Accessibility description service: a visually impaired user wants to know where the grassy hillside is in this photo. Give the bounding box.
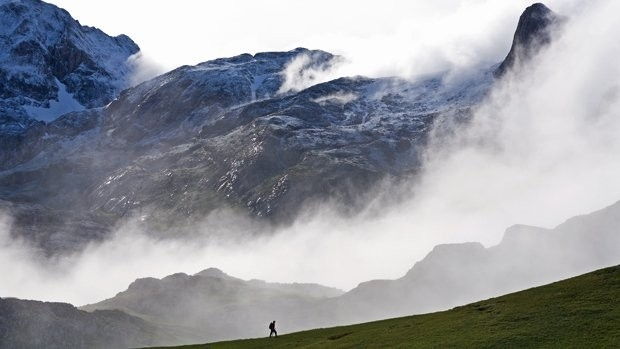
[150,265,620,348]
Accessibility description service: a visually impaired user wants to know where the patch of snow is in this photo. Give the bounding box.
[250,74,268,100]
[23,79,85,122]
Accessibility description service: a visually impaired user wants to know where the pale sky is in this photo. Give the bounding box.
[46,0,568,77]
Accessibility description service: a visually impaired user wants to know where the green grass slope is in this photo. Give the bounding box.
[152,265,620,348]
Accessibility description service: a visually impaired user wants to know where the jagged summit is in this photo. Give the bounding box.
[513,4,554,44]
[495,3,560,76]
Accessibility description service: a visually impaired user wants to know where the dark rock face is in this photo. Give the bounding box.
[0,115,44,168]
[0,297,175,349]
[495,3,561,76]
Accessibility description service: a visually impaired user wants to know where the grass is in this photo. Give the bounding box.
[150,265,620,348]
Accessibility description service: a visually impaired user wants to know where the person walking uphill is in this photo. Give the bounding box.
[269,320,278,338]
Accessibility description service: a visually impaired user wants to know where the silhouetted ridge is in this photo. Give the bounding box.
[495,3,560,76]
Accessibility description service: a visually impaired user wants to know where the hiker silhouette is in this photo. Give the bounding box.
[269,320,278,337]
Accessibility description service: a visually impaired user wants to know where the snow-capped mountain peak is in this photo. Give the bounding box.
[0,0,140,126]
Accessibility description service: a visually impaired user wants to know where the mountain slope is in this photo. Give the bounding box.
[0,47,492,253]
[0,297,179,349]
[163,265,620,349]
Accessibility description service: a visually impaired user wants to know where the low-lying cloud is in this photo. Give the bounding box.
[277,52,342,94]
[126,50,166,86]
